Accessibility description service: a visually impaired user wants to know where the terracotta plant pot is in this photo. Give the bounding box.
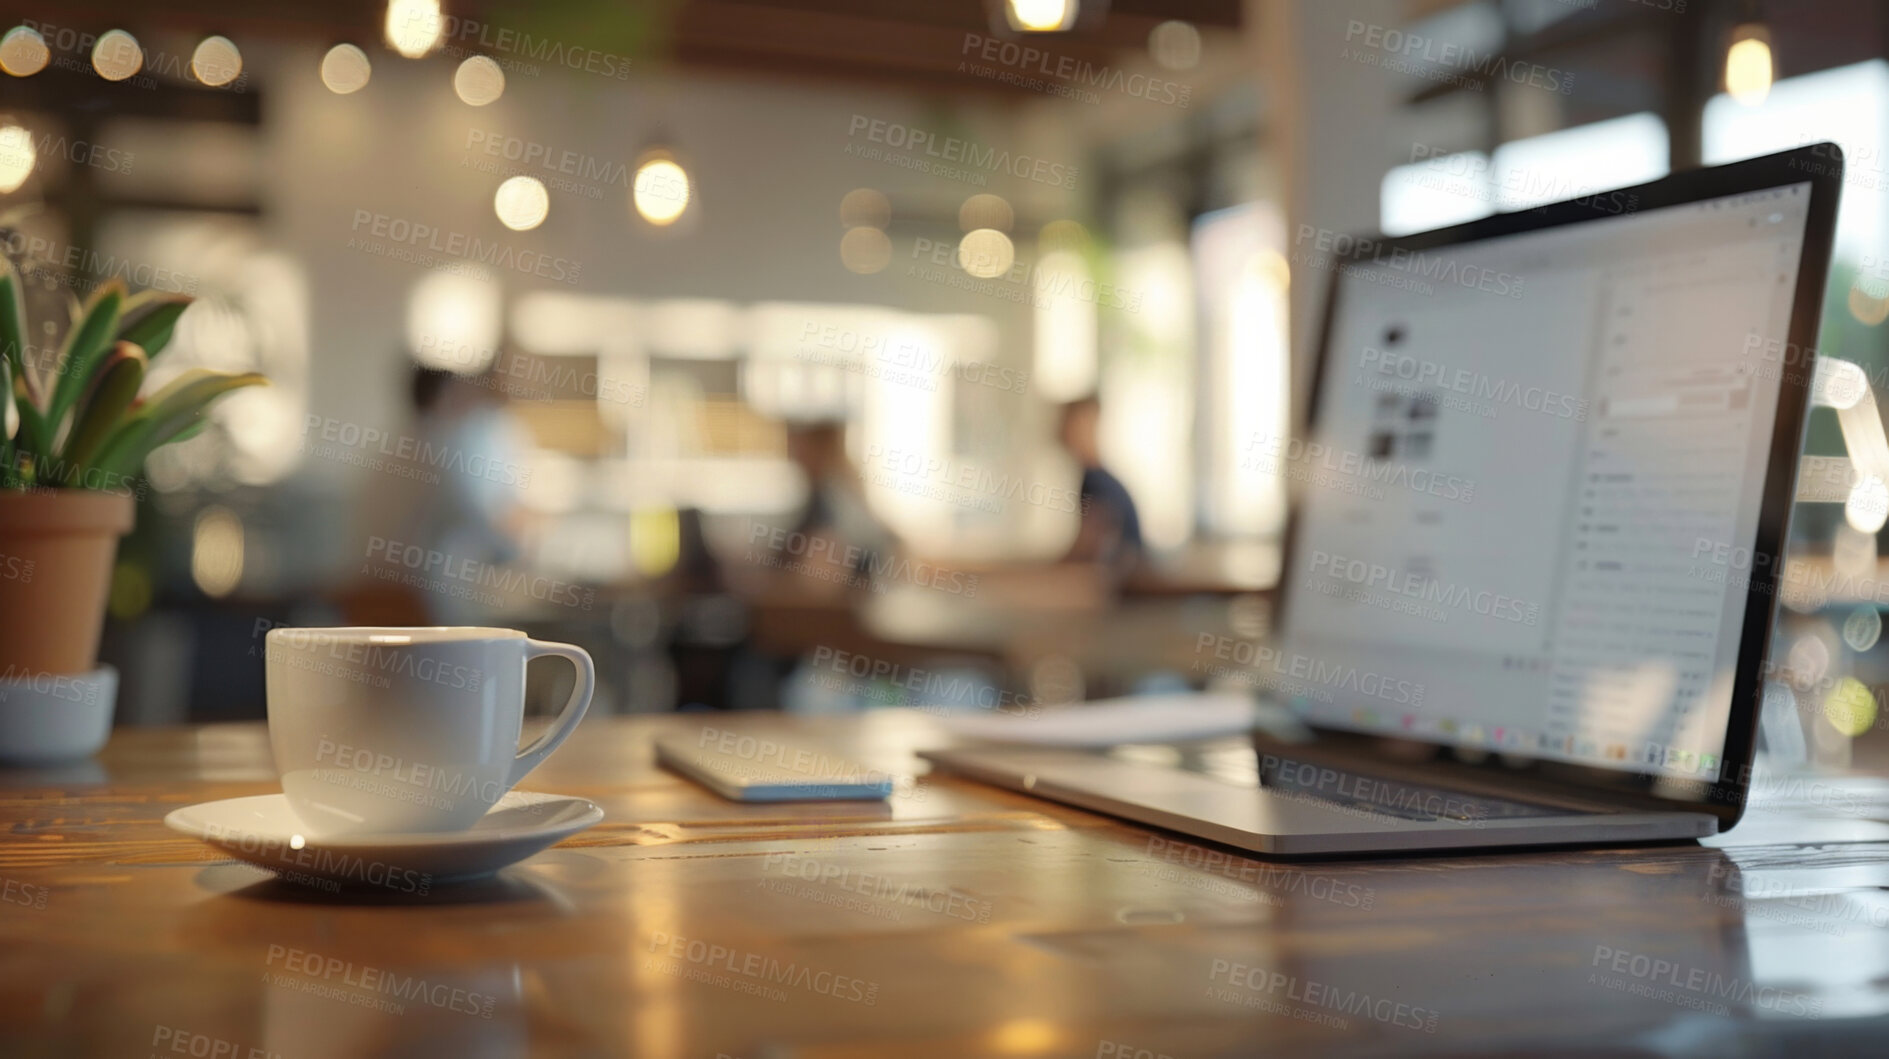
[0,490,136,677]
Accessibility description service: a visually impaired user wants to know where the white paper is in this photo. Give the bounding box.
[931,692,1261,747]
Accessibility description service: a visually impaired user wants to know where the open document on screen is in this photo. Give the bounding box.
[1275,184,1814,783]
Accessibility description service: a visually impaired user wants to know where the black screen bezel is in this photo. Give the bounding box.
[1275,143,1844,829]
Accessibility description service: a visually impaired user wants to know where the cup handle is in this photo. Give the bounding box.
[509,639,596,788]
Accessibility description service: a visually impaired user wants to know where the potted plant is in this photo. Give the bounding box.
[0,259,264,763]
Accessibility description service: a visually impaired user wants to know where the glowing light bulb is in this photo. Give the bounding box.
[321,44,372,94]
[386,0,443,59]
[454,55,504,106]
[1007,0,1074,32]
[633,156,690,226]
[958,229,1015,279]
[191,35,242,87]
[1725,25,1773,106]
[0,26,49,77]
[495,176,549,230]
[92,29,142,82]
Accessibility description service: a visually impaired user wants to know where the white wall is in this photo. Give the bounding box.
[1249,0,1406,419]
[247,41,1080,562]
[256,43,1068,494]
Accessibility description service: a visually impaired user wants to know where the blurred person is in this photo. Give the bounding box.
[347,363,535,624]
[659,507,750,710]
[1058,395,1142,571]
[775,420,898,595]
[735,421,902,714]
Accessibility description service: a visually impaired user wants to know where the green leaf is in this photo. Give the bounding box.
[45,280,126,452]
[167,415,211,445]
[118,288,162,317]
[10,368,47,465]
[59,342,145,484]
[89,369,266,481]
[0,257,48,463]
[0,353,13,486]
[116,295,193,361]
[0,257,31,404]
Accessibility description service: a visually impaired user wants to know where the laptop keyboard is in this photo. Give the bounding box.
[1263,765,1571,822]
[1106,742,1579,823]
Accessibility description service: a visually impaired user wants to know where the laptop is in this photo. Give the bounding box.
[922,143,1845,856]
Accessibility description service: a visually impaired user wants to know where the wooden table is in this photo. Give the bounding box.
[4,713,1889,1057]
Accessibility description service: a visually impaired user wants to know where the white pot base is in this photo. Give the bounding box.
[0,666,116,765]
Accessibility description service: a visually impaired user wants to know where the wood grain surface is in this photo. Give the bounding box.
[3,712,1888,1058]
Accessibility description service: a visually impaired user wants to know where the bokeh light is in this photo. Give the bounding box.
[321,44,372,94]
[0,123,35,193]
[92,29,143,82]
[454,55,506,106]
[407,270,502,372]
[0,27,49,77]
[633,156,691,226]
[494,175,550,230]
[840,227,891,274]
[190,507,246,598]
[1843,606,1883,653]
[1816,357,1868,409]
[1007,0,1075,33]
[191,35,243,87]
[988,1018,1064,1054]
[1148,21,1201,71]
[1725,25,1774,106]
[958,228,1015,279]
[1823,676,1878,737]
[1846,473,1889,533]
[1787,632,1831,687]
[1849,275,1889,325]
[630,508,682,577]
[959,193,1014,233]
[386,0,444,59]
[1039,218,1091,254]
[839,188,890,229]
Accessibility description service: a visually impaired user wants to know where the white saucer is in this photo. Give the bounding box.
[165,791,603,887]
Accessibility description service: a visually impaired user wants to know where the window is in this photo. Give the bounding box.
[1492,112,1668,210]
[1705,59,1889,260]
[1379,113,1669,234]
[1381,150,1495,236]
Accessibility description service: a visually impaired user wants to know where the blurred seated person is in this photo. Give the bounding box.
[344,364,534,624]
[752,420,898,600]
[1058,395,1143,574]
[916,396,1139,612]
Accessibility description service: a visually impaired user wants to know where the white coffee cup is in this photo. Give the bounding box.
[265,626,595,836]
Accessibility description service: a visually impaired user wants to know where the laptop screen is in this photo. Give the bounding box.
[1276,182,1814,784]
